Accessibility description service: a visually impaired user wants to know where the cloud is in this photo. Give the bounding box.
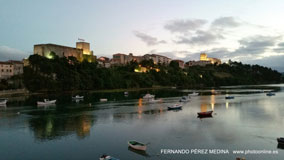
[164,19,207,33]
[273,42,284,53]
[0,46,29,61]
[233,35,281,56]
[211,17,241,28]
[134,31,166,46]
[175,30,223,45]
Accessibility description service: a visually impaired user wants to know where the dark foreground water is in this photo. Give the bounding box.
[1,84,284,160]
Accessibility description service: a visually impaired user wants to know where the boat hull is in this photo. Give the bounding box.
[225,96,234,99]
[37,100,56,105]
[277,138,284,144]
[197,111,213,117]
[0,100,7,105]
[168,106,182,110]
[128,141,147,151]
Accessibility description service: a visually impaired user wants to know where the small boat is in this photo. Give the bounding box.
[100,98,108,102]
[72,95,84,99]
[188,92,199,96]
[0,99,8,105]
[128,140,147,151]
[180,96,190,102]
[124,92,128,95]
[37,99,56,105]
[99,154,120,160]
[197,110,213,117]
[266,92,276,96]
[168,104,182,110]
[225,96,234,99]
[148,99,161,103]
[198,115,213,119]
[277,137,284,144]
[143,94,155,99]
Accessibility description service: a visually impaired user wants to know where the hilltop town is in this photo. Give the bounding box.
[0,40,282,92]
[1,40,221,80]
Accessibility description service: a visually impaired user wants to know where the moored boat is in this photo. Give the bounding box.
[266,92,276,96]
[0,99,8,105]
[72,95,84,99]
[197,110,213,117]
[128,140,147,151]
[277,137,284,144]
[188,92,199,96]
[143,94,155,99]
[100,98,108,102]
[37,99,56,105]
[99,154,120,160]
[168,104,182,110]
[225,96,234,99]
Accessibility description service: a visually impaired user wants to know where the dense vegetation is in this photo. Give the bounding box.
[22,54,283,92]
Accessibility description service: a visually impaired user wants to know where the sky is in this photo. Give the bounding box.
[1,0,284,71]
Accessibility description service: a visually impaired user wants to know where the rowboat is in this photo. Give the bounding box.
[128,140,147,151]
[188,92,199,96]
[0,99,7,105]
[143,94,155,99]
[37,99,56,105]
[197,110,213,117]
[225,96,234,99]
[266,92,275,96]
[168,104,182,110]
[72,95,84,99]
[100,98,108,102]
[99,154,120,160]
[277,137,284,144]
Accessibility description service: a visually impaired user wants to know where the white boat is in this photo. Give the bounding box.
[99,154,119,160]
[72,95,84,99]
[37,99,56,105]
[100,98,108,102]
[188,92,199,96]
[148,99,161,103]
[0,99,7,105]
[180,96,190,102]
[128,140,147,151]
[143,94,155,99]
[168,104,182,110]
[124,92,128,95]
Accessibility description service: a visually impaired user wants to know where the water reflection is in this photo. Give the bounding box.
[29,111,95,140]
[128,147,150,157]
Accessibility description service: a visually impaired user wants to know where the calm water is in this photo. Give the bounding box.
[1,85,284,160]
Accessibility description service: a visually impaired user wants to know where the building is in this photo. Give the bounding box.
[172,60,185,68]
[111,53,144,65]
[0,61,24,79]
[34,41,95,62]
[97,57,111,68]
[111,53,127,65]
[200,53,221,65]
[187,60,211,67]
[143,54,171,65]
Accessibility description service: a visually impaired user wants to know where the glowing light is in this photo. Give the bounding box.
[226,101,229,109]
[211,95,215,110]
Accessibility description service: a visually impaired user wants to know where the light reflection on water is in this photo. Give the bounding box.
[0,85,284,160]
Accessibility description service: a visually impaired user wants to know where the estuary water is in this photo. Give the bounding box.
[1,84,284,160]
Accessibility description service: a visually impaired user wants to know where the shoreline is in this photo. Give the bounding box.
[1,83,283,98]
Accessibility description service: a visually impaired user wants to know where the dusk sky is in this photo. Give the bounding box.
[1,0,284,71]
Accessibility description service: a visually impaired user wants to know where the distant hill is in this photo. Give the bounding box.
[21,55,283,92]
